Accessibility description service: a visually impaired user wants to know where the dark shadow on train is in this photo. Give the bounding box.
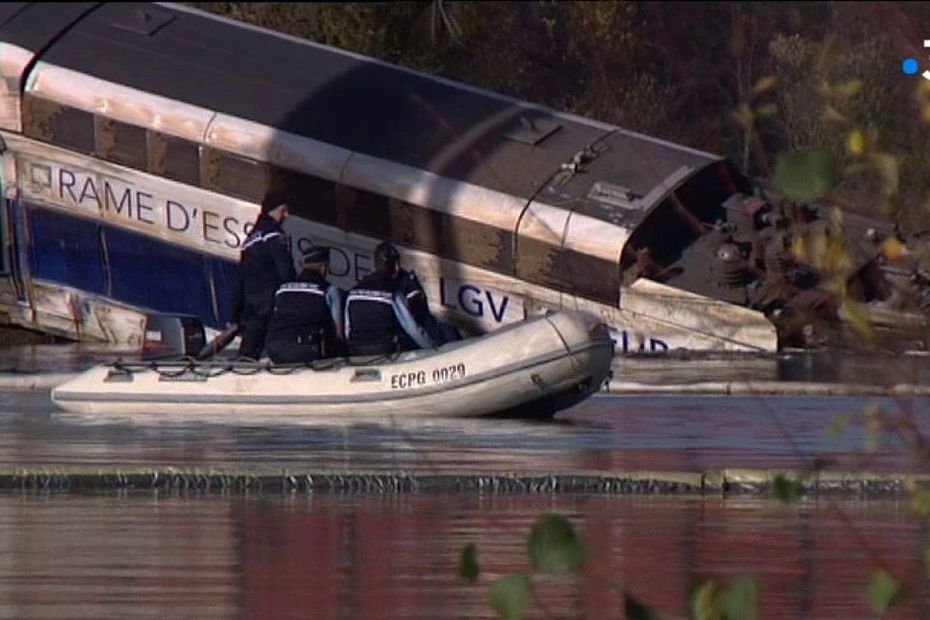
[272,55,754,338]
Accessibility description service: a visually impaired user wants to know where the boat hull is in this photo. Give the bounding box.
[51,311,614,421]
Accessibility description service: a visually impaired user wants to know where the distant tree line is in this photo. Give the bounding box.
[195,2,930,231]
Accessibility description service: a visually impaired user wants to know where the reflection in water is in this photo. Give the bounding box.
[1,390,928,474]
[0,492,926,619]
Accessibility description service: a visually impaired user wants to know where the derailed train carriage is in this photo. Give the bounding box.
[0,2,923,353]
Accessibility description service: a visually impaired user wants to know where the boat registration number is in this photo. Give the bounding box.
[390,363,467,389]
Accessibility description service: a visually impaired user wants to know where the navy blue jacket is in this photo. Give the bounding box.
[344,270,436,354]
[267,270,342,345]
[231,215,296,323]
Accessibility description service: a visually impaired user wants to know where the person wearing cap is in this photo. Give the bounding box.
[344,241,444,356]
[230,190,296,359]
[266,245,345,364]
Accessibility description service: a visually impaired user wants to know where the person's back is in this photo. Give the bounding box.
[267,246,343,363]
[344,242,435,356]
[230,191,296,359]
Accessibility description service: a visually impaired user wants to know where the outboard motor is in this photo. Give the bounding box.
[141,313,206,360]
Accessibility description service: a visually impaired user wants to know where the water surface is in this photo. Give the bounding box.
[0,492,926,619]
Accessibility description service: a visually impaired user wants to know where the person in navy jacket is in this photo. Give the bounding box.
[344,241,445,356]
[230,191,296,359]
[266,245,344,363]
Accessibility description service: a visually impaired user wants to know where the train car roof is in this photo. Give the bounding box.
[5,2,724,209]
[0,3,97,53]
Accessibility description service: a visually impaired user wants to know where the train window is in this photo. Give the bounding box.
[334,185,354,231]
[516,237,561,289]
[559,248,619,305]
[201,147,270,203]
[148,131,200,186]
[346,189,390,239]
[443,214,513,273]
[388,199,444,255]
[23,97,95,154]
[95,117,147,170]
[517,237,619,304]
[277,169,339,226]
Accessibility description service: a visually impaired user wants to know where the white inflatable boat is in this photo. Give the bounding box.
[51,311,614,420]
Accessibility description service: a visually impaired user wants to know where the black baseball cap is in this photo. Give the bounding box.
[374,241,400,269]
[303,245,330,265]
[260,190,288,215]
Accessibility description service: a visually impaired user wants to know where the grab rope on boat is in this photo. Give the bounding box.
[110,350,404,379]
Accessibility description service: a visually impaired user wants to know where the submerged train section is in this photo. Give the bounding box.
[0,3,923,353]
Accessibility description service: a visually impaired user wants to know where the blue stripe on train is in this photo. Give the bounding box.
[26,204,238,329]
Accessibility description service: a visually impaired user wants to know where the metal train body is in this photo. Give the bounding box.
[0,2,781,353]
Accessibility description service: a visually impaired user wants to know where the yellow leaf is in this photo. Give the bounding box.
[838,79,863,98]
[846,129,865,155]
[868,153,899,197]
[755,102,779,119]
[880,236,905,261]
[791,235,808,262]
[733,103,754,129]
[752,75,777,95]
[840,298,874,341]
[822,105,847,124]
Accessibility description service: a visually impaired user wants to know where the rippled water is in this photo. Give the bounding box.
[1,389,928,473]
[3,344,930,618]
[0,492,926,619]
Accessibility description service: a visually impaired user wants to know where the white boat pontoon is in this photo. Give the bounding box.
[51,311,614,420]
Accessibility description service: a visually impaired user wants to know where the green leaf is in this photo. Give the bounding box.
[489,573,532,620]
[691,577,758,620]
[624,591,661,620]
[912,490,930,516]
[822,105,848,124]
[724,576,758,620]
[773,149,837,202]
[840,299,874,341]
[527,514,584,574]
[459,543,479,582]
[867,569,905,614]
[691,579,726,620]
[773,474,801,503]
[755,102,779,119]
[733,102,754,129]
[865,402,881,454]
[838,79,863,98]
[825,414,850,439]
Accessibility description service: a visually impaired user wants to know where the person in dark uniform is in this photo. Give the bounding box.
[230,191,296,359]
[344,241,445,356]
[266,245,345,364]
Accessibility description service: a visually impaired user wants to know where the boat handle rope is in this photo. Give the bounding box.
[110,351,403,378]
